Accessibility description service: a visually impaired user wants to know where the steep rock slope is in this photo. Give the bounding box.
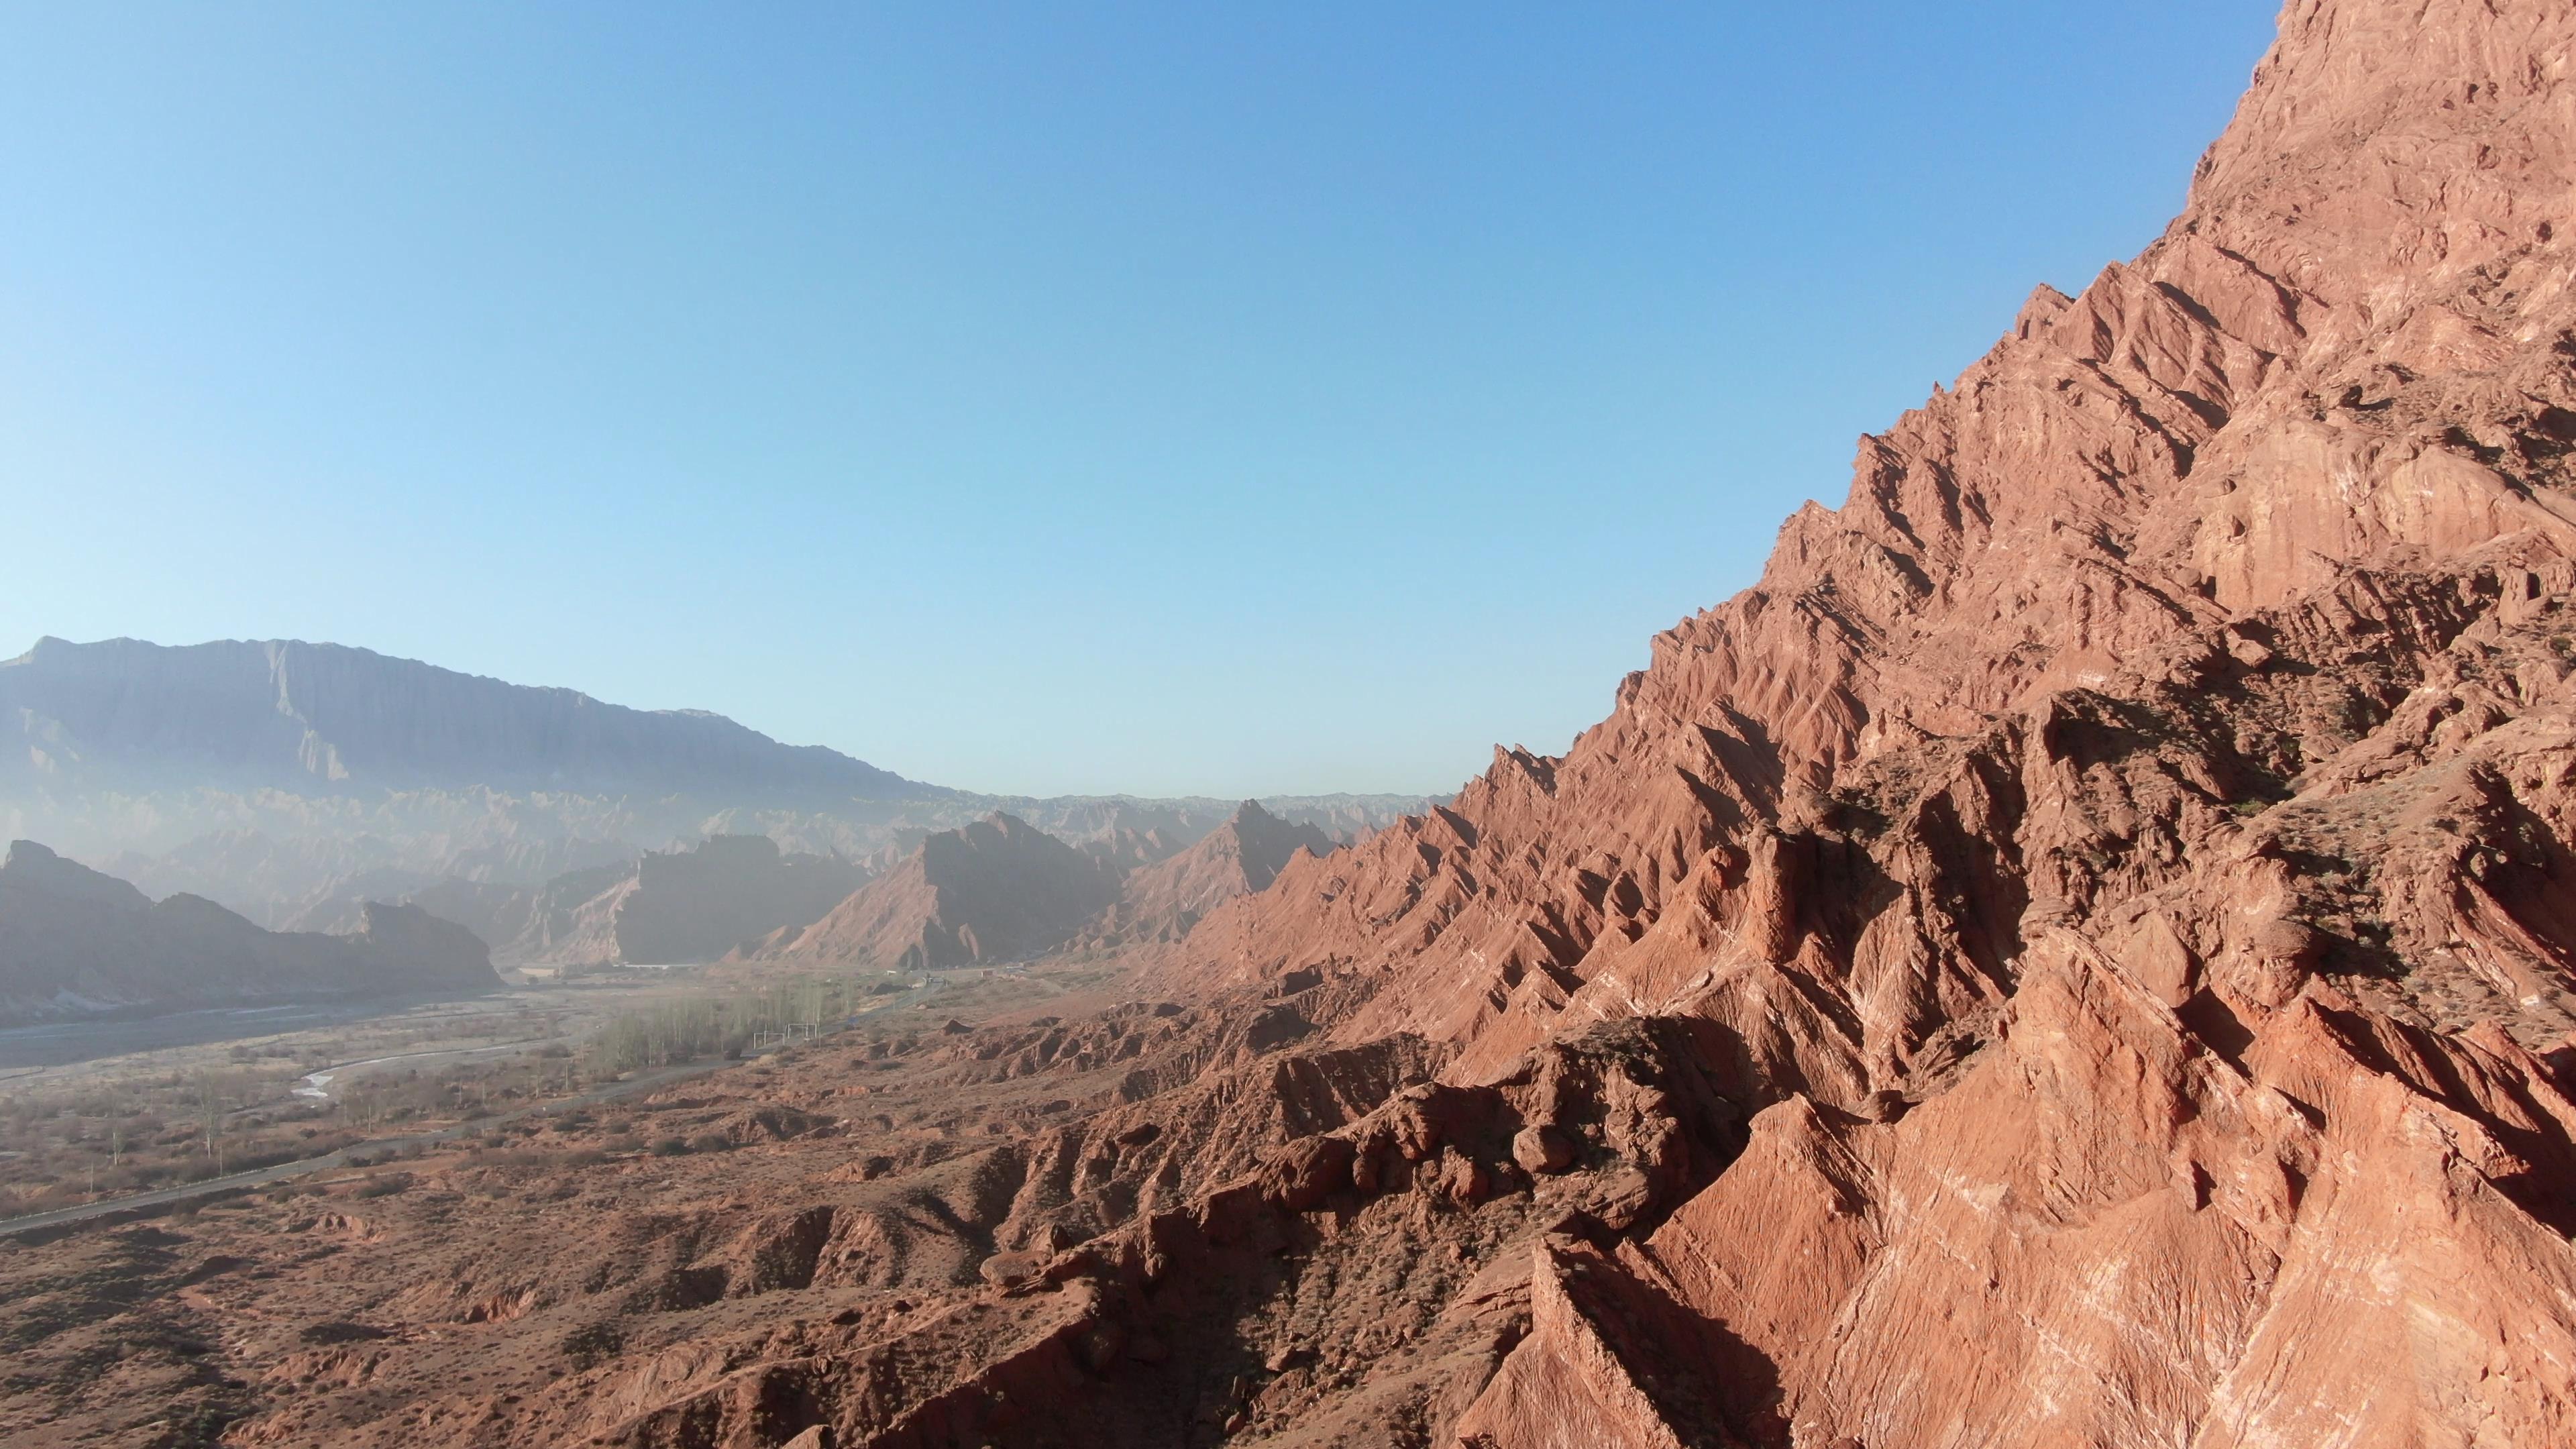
[18,6,2576,1449]
[743,814,1123,971]
[0,841,496,1024]
[1177,0,2576,1067]
[1085,800,1338,947]
[1095,0,2576,1442]
[508,834,869,967]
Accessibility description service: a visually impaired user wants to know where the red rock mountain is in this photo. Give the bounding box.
[1085,800,1338,947]
[1121,0,2576,1440]
[486,834,869,967]
[741,813,1122,971]
[0,841,496,1024]
[398,861,634,965]
[17,4,2576,1448]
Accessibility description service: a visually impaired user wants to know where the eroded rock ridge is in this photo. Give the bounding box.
[15,2,2576,1446]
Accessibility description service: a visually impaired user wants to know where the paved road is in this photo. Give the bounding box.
[286,1036,561,1102]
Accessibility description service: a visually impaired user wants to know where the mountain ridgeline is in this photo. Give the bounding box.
[0,636,1432,926]
[735,801,1337,971]
[0,800,1344,1022]
[0,841,496,1026]
[11,3,2576,1446]
[0,636,929,799]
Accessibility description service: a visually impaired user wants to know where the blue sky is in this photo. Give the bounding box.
[0,4,2279,798]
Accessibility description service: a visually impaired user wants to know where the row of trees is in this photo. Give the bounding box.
[583,975,874,1076]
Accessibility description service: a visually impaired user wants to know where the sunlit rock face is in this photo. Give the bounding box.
[17,3,2576,1446]
[738,813,1124,971]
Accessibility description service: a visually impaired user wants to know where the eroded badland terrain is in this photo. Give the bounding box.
[13,0,2576,1444]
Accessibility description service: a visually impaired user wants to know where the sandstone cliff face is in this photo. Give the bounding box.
[743,814,1124,971]
[0,841,497,1024]
[1077,0,2576,1440]
[1085,801,1338,947]
[489,834,871,967]
[19,5,2576,1449]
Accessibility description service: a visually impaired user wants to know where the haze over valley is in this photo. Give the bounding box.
[10,3,2576,1448]
[0,634,1426,979]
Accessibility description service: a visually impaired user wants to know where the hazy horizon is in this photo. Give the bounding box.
[3,628,1446,802]
[1,3,2277,798]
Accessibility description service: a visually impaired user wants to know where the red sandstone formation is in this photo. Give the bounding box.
[741,813,1123,971]
[742,804,1337,971]
[1143,0,2576,1438]
[11,2,2576,1446]
[507,835,869,967]
[1084,801,1338,948]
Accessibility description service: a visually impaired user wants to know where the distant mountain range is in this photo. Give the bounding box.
[736,801,1336,972]
[0,636,1436,925]
[0,841,496,1026]
[0,635,932,799]
[317,833,870,969]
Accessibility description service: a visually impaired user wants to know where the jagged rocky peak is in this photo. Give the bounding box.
[1116,0,2576,1441]
[1216,798,1337,889]
[1083,799,1341,949]
[14,5,2576,1448]
[738,812,1122,969]
[1,839,152,912]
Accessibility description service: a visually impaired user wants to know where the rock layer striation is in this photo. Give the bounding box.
[15,3,2576,1447]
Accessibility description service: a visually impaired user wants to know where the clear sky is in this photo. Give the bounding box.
[0,3,2280,799]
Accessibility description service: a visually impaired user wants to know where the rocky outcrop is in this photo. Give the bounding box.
[619,835,865,963]
[0,841,497,1024]
[742,804,1338,971]
[525,834,868,966]
[1084,801,1336,947]
[1171,0,2576,1063]
[0,636,1428,924]
[741,814,1122,971]
[19,6,2576,1449]
[1114,0,2576,1440]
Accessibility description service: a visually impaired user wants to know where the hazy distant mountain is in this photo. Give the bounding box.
[738,813,1122,971]
[0,841,496,1025]
[402,863,635,967]
[735,803,1344,971]
[0,636,1440,924]
[384,834,869,968]
[0,635,932,799]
